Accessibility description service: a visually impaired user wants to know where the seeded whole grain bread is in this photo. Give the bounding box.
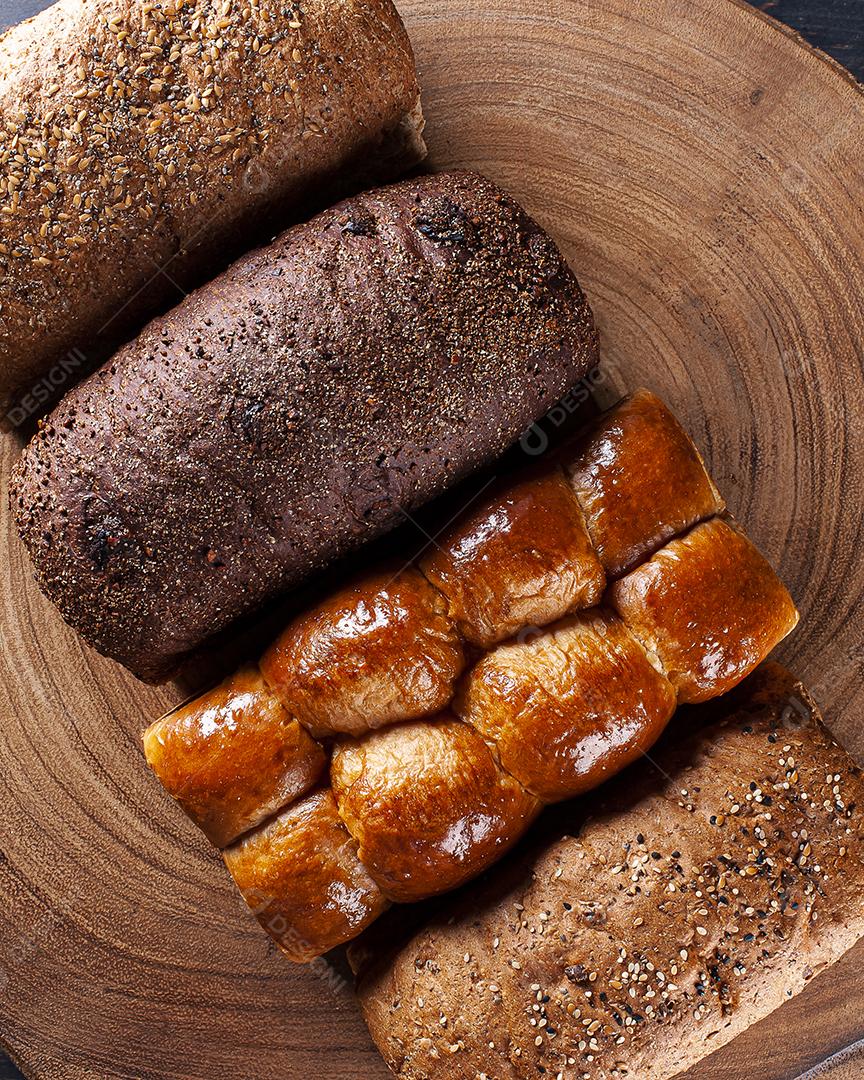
[10,169,599,682]
[0,0,426,419]
[355,663,864,1080]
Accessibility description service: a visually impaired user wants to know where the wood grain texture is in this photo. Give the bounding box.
[1,1,863,1078]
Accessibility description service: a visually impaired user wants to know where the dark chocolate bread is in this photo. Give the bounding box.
[10,170,599,682]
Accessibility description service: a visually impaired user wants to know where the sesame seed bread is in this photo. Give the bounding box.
[0,0,426,419]
[355,662,864,1080]
[10,169,599,682]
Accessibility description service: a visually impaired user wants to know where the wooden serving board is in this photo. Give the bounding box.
[1,1,863,1077]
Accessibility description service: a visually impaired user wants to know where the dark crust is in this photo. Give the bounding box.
[10,170,599,682]
[355,662,864,1079]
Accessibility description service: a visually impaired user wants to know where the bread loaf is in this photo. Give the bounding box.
[356,663,864,1080]
[0,0,426,420]
[144,391,798,960]
[11,170,599,681]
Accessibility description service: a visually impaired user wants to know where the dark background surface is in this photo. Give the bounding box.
[755,0,863,77]
[0,0,860,1078]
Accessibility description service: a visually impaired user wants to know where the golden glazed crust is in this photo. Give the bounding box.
[420,468,605,648]
[458,610,677,802]
[330,714,541,903]
[611,518,800,703]
[143,665,325,848]
[224,788,389,963]
[260,568,466,739]
[564,388,725,577]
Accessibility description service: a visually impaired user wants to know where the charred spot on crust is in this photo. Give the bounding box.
[341,213,377,238]
[565,963,590,985]
[228,394,267,446]
[580,902,607,927]
[414,198,477,248]
[82,511,127,572]
[88,526,114,571]
[202,547,225,567]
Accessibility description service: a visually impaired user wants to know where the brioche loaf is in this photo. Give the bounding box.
[11,169,599,681]
[356,663,864,1080]
[144,391,798,959]
[0,0,426,419]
